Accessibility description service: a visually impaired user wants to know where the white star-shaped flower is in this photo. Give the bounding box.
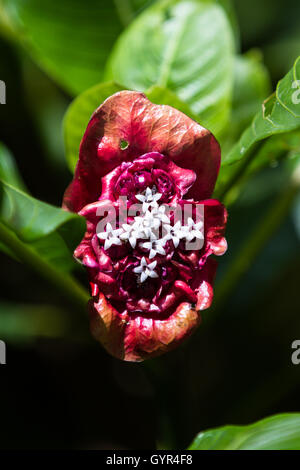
[182,217,204,242]
[141,238,166,259]
[133,257,158,283]
[151,204,170,224]
[119,221,146,248]
[135,187,162,212]
[143,210,161,230]
[97,222,123,250]
[164,221,186,248]
[132,212,160,239]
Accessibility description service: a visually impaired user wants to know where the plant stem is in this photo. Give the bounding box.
[0,222,90,309]
[211,179,300,315]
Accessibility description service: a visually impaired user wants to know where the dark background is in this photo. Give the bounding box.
[0,0,300,449]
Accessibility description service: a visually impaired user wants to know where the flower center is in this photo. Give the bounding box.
[97,187,204,283]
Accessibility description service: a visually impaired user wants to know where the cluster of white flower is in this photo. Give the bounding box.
[97,187,204,283]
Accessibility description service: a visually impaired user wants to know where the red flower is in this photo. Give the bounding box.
[63,91,227,362]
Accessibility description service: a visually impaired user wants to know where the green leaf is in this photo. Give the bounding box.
[64,81,124,172]
[0,180,84,246]
[0,142,27,191]
[105,0,235,137]
[0,144,27,259]
[0,0,151,95]
[188,413,300,450]
[0,181,85,271]
[0,180,86,271]
[0,144,85,271]
[223,56,300,167]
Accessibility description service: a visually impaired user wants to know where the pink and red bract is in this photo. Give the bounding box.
[63,91,227,362]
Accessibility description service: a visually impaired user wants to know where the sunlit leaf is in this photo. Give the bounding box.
[188,413,300,450]
[105,0,235,137]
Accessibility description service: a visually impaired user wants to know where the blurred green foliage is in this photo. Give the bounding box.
[0,302,69,343]
[0,0,152,94]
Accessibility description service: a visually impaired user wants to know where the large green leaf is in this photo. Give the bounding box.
[0,0,151,95]
[0,180,84,246]
[63,82,199,172]
[223,56,300,167]
[0,144,85,271]
[105,0,235,137]
[188,414,300,450]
